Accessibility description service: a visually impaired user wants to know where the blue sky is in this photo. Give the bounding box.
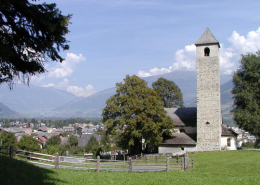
[30,0,260,97]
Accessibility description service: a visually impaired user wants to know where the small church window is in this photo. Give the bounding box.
[204,47,210,56]
[180,129,185,133]
[227,138,231,147]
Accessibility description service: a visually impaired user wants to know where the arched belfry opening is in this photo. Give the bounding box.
[204,47,210,56]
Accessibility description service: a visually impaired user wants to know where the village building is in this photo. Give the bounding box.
[63,126,75,133]
[159,28,237,153]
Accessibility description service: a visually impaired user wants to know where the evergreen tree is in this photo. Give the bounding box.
[85,135,101,158]
[0,0,71,85]
[232,51,260,137]
[102,75,173,154]
[85,135,99,153]
[152,77,184,108]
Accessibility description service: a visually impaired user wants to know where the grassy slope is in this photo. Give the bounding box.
[1,151,260,185]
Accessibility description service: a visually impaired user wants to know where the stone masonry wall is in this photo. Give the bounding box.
[196,55,221,151]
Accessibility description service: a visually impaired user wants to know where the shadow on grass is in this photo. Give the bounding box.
[0,155,66,185]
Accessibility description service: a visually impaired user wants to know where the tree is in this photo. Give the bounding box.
[0,130,16,148]
[0,0,71,86]
[152,77,184,108]
[68,135,78,147]
[17,135,41,152]
[102,75,173,154]
[85,135,101,158]
[85,135,99,153]
[30,118,37,124]
[232,51,260,137]
[46,135,60,146]
[76,127,82,136]
[100,133,111,151]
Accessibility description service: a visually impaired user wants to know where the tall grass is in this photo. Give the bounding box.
[1,150,259,185]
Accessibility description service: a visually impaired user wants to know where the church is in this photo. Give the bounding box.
[159,28,237,153]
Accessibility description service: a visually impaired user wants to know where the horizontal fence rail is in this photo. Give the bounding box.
[0,146,193,172]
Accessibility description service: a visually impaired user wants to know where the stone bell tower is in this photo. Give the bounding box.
[195,28,221,151]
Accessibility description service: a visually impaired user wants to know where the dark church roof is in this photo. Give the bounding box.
[195,28,220,47]
[159,133,196,146]
[221,124,238,136]
[78,134,101,147]
[165,107,197,127]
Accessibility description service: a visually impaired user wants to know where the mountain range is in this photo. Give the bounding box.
[0,84,76,117]
[0,102,22,118]
[0,71,234,123]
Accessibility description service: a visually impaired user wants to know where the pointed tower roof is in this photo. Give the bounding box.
[195,28,220,48]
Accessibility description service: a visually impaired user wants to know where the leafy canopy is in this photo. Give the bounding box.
[68,135,78,147]
[152,77,184,108]
[0,130,16,148]
[102,75,173,154]
[17,135,41,152]
[85,135,99,153]
[0,0,71,85]
[232,51,260,137]
[46,135,60,146]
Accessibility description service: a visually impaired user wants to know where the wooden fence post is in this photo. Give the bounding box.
[181,157,184,171]
[166,157,169,171]
[186,156,190,170]
[9,145,13,158]
[127,156,129,161]
[176,154,179,163]
[96,156,100,173]
[129,157,132,173]
[55,152,59,169]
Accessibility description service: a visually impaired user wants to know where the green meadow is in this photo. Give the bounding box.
[1,150,259,185]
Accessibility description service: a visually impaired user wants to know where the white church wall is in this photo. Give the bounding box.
[158,145,197,153]
[221,136,237,150]
[158,146,182,154]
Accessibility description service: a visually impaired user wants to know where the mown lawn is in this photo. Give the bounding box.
[1,150,259,185]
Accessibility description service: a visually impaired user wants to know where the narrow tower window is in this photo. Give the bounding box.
[204,47,210,56]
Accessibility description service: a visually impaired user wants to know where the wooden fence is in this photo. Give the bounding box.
[0,146,193,172]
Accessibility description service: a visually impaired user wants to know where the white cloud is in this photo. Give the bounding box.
[138,67,171,77]
[67,85,96,97]
[41,83,54,87]
[56,78,69,89]
[172,44,196,70]
[219,48,235,72]
[138,27,260,76]
[138,44,196,77]
[228,28,260,54]
[48,53,85,78]
[219,27,260,74]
